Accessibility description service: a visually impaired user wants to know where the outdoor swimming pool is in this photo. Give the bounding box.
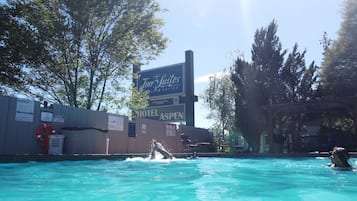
[0,157,356,201]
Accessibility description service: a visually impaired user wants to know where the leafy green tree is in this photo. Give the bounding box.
[128,84,149,119]
[202,71,235,151]
[0,3,46,94]
[320,0,357,96]
[1,0,167,110]
[318,0,357,137]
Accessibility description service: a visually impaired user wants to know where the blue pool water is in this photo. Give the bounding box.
[0,157,356,201]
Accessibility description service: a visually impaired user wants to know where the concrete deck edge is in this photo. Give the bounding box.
[2,152,353,163]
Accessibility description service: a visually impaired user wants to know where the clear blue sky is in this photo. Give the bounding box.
[141,0,345,129]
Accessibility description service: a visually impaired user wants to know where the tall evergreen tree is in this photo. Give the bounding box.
[280,43,319,102]
[231,20,318,152]
[231,57,264,151]
[280,44,306,102]
[298,61,318,101]
[231,21,287,151]
[251,20,287,105]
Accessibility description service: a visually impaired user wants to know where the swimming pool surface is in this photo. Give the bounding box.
[0,157,356,201]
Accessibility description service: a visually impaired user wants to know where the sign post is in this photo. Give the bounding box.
[184,50,196,126]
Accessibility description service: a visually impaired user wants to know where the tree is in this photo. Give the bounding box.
[297,61,318,100]
[231,20,318,152]
[128,84,149,119]
[0,3,46,94]
[202,71,235,151]
[231,57,264,152]
[280,44,306,102]
[231,21,287,151]
[251,20,287,105]
[1,0,167,110]
[279,45,319,152]
[318,0,357,137]
[320,0,357,96]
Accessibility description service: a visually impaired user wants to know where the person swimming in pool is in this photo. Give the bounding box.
[327,147,355,170]
[149,139,174,159]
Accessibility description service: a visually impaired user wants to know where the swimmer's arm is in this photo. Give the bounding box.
[149,144,155,159]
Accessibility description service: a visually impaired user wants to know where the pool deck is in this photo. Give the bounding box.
[1,152,356,163]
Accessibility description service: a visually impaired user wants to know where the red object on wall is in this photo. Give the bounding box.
[36,124,56,154]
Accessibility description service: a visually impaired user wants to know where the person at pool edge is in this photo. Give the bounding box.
[149,139,174,159]
[187,152,198,159]
[327,146,355,170]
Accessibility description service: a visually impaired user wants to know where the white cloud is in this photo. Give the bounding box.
[194,71,229,84]
[194,74,212,84]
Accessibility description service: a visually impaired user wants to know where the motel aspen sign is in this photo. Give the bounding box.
[134,50,197,126]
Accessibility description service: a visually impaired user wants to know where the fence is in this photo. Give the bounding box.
[0,95,184,155]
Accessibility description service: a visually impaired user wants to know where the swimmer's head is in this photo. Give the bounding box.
[330,147,351,168]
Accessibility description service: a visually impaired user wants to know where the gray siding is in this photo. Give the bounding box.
[0,95,10,154]
[0,95,184,155]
